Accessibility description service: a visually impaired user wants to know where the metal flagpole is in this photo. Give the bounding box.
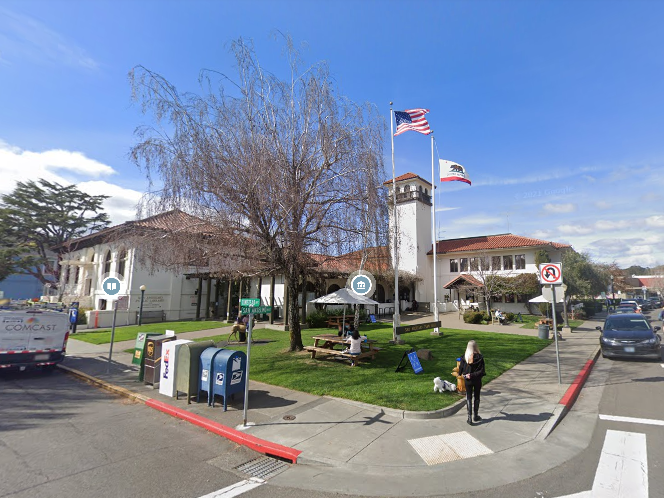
[390,103,400,342]
[431,134,439,333]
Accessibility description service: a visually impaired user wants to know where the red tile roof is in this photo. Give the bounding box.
[427,234,571,255]
[310,246,391,274]
[635,276,664,288]
[443,274,484,289]
[382,172,432,187]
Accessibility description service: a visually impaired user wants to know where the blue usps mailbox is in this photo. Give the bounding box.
[197,347,224,406]
[210,349,247,411]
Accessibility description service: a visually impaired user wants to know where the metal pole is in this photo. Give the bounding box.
[430,133,439,331]
[390,103,400,341]
[107,300,118,373]
[242,311,253,426]
[138,289,145,326]
[551,285,561,384]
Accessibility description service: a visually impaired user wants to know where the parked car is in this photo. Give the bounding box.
[648,296,663,308]
[612,306,639,314]
[620,300,642,312]
[596,314,661,360]
[633,298,651,311]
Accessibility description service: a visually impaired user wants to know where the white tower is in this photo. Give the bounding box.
[385,173,433,303]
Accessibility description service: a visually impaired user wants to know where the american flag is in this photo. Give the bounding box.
[394,109,432,136]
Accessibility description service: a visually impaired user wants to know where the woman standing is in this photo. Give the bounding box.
[459,340,486,425]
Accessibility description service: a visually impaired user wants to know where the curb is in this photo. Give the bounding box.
[324,394,466,420]
[58,364,301,464]
[536,346,601,440]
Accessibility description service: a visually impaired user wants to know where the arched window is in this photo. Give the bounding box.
[103,250,112,275]
[117,249,128,279]
[375,284,385,303]
[327,284,341,294]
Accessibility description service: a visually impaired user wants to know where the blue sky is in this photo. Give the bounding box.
[1,0,663,267]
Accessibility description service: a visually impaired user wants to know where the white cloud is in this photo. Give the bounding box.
[594,220,631,230]
[645,216,664,228]
[530,230,552,239]
[582,175,596,183]
[557,224,593,235]
[0,7,97,69]
[0,139,143,224]
[594,201,611,210]
[452,214,503,227]
[543,203,576,214]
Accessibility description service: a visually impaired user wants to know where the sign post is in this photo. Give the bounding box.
[107,300,119,373]
[241,302,271,427]
[539,264,563,385]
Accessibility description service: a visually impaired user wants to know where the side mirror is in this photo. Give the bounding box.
[595,326,602,332]
[654,326,661,332]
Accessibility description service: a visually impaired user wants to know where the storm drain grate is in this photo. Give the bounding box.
[235,456,290,480]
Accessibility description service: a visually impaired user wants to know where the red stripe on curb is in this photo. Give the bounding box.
[145,399,301,464]
[559,359,595,408]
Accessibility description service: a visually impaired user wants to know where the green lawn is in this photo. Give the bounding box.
[73,321,230,345]
[519,314,584,330]
[191,324,552,412]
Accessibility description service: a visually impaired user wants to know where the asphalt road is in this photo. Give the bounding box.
[2,308,662,498]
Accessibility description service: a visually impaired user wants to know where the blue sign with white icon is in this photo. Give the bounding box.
[102,277,121,296]
[351,275,372,296]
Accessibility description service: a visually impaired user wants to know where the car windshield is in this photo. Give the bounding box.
[603,317,653,339]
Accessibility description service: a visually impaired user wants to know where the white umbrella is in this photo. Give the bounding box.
[310,288,379,333]
[529,295,549,303]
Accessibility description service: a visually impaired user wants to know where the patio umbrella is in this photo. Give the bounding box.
[528,295,549,303]
[310,288,379,334]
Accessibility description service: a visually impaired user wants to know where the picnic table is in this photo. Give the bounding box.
[303,334,380,365]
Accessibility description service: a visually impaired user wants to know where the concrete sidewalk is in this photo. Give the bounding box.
[61,312,605,496]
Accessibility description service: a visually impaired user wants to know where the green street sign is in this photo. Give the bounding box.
[240,298,261,307]
[241,306,272,314]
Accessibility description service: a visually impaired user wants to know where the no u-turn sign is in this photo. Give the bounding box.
[539,263,563,285]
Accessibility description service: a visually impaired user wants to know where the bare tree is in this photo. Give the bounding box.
[129,36,386,351]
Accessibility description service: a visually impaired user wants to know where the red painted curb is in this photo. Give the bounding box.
[145,399,301,464]
[559,359,595,408]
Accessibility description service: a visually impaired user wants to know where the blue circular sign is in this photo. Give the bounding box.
[351,275,372,296]
[102,277,121,296]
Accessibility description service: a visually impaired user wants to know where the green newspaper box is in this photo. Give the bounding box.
[133,332,160,381]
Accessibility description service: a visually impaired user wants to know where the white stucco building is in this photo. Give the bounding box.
[57,173,572,327]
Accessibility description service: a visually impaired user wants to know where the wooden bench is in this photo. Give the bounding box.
[326,316,345,328]
[303,346,377,362]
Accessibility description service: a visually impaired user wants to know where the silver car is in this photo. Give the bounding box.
[597,314,662,360]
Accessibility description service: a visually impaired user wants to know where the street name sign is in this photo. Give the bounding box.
[241,306,272,314]
[240,298,260,307]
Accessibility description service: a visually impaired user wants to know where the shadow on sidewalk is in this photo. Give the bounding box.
[479,411,553,424]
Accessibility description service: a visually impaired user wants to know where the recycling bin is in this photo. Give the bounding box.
[132,332,161,381]
[144,334,177,387]
[538,324,550,340]
[198,347,224,405]
[210,349,247,411]
[175,340,215,403]
[158,339,193,397]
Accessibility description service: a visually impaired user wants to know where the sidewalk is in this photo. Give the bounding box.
[61,312,605,496]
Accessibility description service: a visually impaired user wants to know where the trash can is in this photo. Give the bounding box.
[538,324,550,340]
[132,332,161,381]
[198,347,224,405]
[159,339,193,397]
[210,349,247,411]
[144,334,177,387]
[175,340,215,403]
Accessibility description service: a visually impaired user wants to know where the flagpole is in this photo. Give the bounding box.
[431,134,439,333]
[390,102,400,342]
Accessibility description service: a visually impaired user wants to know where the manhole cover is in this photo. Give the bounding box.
[282,415,296,421]
[236,456,289,480]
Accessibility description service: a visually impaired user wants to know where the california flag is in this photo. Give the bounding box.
[440,160,471,185]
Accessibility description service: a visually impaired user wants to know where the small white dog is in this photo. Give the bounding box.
[433,377,457,393]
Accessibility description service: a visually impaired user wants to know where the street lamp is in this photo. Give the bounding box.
[138,285,146,326]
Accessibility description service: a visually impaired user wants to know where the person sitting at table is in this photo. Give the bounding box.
[345,329,366,367]
[344,321,354,336]
[337,323,344,337]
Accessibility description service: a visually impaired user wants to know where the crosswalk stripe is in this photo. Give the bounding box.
[197,478,265,498]
[592,430,648,497]
[600,414,664,427]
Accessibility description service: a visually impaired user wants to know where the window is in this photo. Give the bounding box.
[103,250,112,275]
[62,266,70,285]
[470,257,479,271]
[73,267,79,285]
[450,259,459,272]
[492,256,502,271]
[503,255,513,270]
[117,249,127,279]
[515,254,526,270]
[504,293,515,303]
[517,294,527,303]
[480,258,490,271]
[99,299,107,310]
[460,258,469,272]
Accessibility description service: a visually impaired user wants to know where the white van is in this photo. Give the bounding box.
[0,310,70,371]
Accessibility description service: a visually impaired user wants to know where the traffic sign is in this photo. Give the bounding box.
[241,306,272,314]
[539,263,563,285]
[240,298,260,307]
